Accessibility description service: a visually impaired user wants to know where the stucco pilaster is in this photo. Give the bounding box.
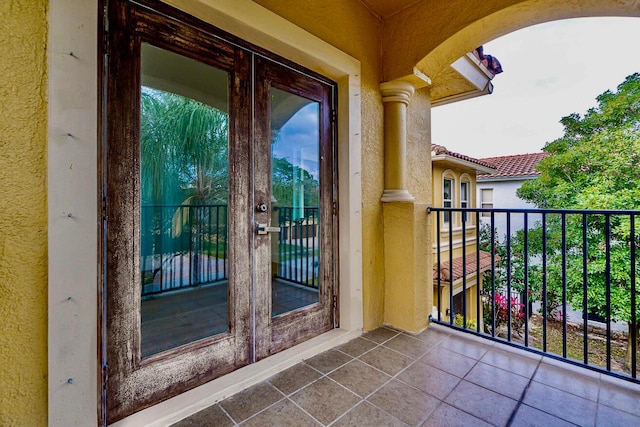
[380,80,415,202]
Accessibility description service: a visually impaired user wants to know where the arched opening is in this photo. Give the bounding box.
[427,13,640,381]
[381,0,640,97]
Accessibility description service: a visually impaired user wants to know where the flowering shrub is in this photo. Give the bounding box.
[484,293,525,333]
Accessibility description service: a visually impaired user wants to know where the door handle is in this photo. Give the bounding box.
[256,223,281,235]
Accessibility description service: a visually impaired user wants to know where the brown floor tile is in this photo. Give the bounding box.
[304,348,353,374]
[397,360,461,400]
[540,357,601,381]
[240,399,320,427]
[420,347,477,378]
[290,377,361,425]
[359,346,413,376]
[598,377,640,417]
[523,381,597,426]
[339,337,378,357]
[464,361,530,400]
[595,403,640,426]
[480,347,540,378]
[383,334,433,359]
[368,379,440,426]
[510,404,577,427]
[177,326,632,427]
[171,404,234,427]
[362,327,400,344]
[422,403,493,427]
[219,382,284,423]
[332,402,407,427]
[445,380,518,426]
[533,362,599,401]
[329,359,391,397]
[268,362,322,395]
[437,334,492,360]
[412,327,450,347]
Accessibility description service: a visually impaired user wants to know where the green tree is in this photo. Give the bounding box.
[516,73,640,369]
[271,156,319,210]
[140,87,229,206]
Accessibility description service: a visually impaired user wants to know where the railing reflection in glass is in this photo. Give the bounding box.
[140,204,321,296]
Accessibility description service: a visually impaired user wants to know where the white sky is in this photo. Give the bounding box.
[431,17,640,159]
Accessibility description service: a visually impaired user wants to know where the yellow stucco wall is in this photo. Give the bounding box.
[436,285,481,326]
[254,0,387,330]
[0,0,49,425]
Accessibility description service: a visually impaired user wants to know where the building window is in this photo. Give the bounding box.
[461,181,469,223]
[443,178,453,223]
[481,188,493,217]
[453,291,465,319]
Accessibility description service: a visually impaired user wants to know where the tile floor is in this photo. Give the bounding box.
[172,324,640,427]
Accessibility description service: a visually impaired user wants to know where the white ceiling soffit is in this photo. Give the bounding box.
[432,52,495,108]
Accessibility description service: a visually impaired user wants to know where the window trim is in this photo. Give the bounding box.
[460,177,470,224]
[481,187,493,218]
[443,176,454,224]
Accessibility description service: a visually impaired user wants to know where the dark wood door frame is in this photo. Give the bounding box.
[104,2,252,422]
[102,0,337,423]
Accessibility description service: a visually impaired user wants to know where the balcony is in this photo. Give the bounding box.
[152,205,640,426]
[172,324,640,426]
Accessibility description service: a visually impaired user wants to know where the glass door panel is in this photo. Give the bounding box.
[270,88,321,316]
[139,43,231,357]
[253,57,335,360]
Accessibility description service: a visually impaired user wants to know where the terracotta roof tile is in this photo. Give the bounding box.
[478,152,548,179]
[431,144,495,170]
[433,251,496,283]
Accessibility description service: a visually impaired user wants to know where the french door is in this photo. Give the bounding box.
[103,1,336,423]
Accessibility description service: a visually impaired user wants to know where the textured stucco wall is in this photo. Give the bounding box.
[406,89,431,204]
[254,0,387,330]
[0,0,49,425]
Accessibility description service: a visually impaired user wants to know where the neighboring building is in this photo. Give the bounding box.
[3,1,639,426]
[477,152,548,240]
[431,145,496,325]
[477,153,629,332]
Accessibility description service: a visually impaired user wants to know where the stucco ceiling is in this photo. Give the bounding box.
[359,0,422,18]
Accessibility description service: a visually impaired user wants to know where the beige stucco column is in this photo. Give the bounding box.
[379,79,431,333]
[380,80,415,202]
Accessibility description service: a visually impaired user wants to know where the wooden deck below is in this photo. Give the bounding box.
[141,281,319,357]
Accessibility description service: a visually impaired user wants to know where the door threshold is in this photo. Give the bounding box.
[110,327,361,427]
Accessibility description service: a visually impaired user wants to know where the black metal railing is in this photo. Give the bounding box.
[428,207,639,384]
[140,204,320,296]
[274,206,320,288]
